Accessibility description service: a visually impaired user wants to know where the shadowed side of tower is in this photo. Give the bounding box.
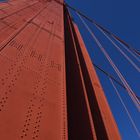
[64,7,121,140]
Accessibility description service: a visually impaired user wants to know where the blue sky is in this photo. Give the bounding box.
[66,0,140,139]
[0,0,139,139]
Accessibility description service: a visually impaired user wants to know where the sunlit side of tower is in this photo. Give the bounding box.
[0,0,121,140]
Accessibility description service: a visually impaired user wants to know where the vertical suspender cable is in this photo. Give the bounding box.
[109,78,140,138]
[94,25,140,72]
[76,12,140,111]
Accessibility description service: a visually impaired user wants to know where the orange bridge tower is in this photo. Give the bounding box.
[0,0,121,140]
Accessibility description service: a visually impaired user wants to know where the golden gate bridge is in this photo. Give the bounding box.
[0,0,139,139]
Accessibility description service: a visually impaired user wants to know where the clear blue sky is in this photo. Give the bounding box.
[66,0,140,140]
[0,0,139,139]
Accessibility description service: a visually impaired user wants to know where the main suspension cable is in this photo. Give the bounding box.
[63,2,140,56]
[113,37,140,62]
[53,0,140,56]
[77,13,140,111]
[94,24,140,73]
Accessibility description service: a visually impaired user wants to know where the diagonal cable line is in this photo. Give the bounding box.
[113,37,140,63]
[109,78,140,138]
[63,2,140,56]
[77,12,140,111]
[93,63,140,100]
[94,24,140,73]
[54,0,140,56]
[93,62,126,88]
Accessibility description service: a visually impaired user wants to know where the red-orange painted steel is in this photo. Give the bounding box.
[0,0,121,139]
[64,7,121,139]
[73,24,121,140]
[66,11,97,140]
[0,0,67,140]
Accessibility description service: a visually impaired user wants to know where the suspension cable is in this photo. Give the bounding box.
[93,63,140,100]
[93,62,126,88]
[63,2,140,56]
[53,0,140,56]
[113,37,140,62]
[109,78,140,138]
[77,13,140,111]
[94,24,140,73]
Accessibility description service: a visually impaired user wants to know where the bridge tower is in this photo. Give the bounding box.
[0,0,121,139]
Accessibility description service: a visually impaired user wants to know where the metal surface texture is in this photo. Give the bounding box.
[0,0,67,140]
[0,0,121,140]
